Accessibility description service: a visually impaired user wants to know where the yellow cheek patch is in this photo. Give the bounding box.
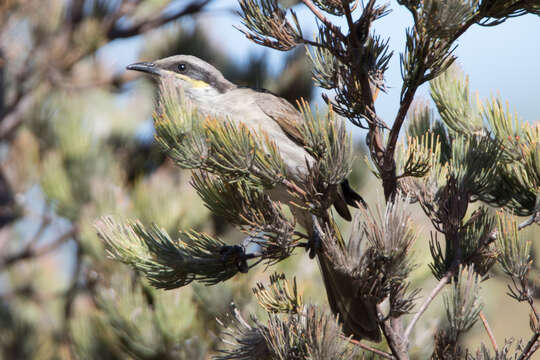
[175,73,210,88]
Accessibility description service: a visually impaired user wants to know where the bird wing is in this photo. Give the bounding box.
[254,92,306,147]
[254,90,366,222]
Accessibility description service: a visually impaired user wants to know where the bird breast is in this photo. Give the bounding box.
[191,88,314,184]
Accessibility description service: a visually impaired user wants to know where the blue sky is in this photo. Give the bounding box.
[106,0,540,134]
[208,0,540,126]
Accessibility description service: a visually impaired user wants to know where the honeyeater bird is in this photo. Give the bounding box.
[127,55,380,342]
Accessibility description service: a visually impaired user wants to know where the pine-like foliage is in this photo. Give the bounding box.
[2,0,539,358]
[0,0,317,358]
[99,0,540,358]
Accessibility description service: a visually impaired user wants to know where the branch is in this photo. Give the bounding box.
[381,14,484,200]
[0,88,42,140]
[404,273,451,339]
[378,307,409,360]
[107,0,212,39]
[518,332,540,360]
[344,336,396,359]
[300,0,344,39]
[479,310,498,352]
[384,87,416,173]
[518,212,539,231]
[0,225,77,269]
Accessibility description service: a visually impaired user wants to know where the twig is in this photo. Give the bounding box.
[344,335,395,359]
[0,89,41,140]
[518,332,540,360]
[404,274,451,339]
[524,338,540,360]
[528,300,539,323]
[487,211,539,241]
[385,87,416,169]
[479,311,498,352]
[0,226,77,269]
[378,306,409,360]
[282,179,307,197]
[300,0,344,39]
[107,0,212,39]
[518,212,539,231]
[341,0,356,38]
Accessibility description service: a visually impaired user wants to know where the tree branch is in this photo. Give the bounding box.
[300,0,344,39]
[378,309,409,360]
[479,310,498,352]
[384,87,416,176]
[0,225,77,269]
[518,331,540,360]
[518,212,539,231]
[345,336,396,359]
[107,0,212,39]
[404,273,451,339]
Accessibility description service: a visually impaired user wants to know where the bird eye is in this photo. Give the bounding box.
[177,63,186,72]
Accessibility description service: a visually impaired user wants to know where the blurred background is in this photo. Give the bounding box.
[0,0,538,358]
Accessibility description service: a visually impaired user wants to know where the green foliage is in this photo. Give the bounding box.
[238,0,303,51]
[191,172,298,263]
[397,131,441,178]
[430,66,483,135]
[443,267,484,343]
[253,272,303,314]
[0,300,55,360]
[3,0,539,357]
[494,211,537,305]
[96,278,206,359]
[97,217,242,289]
[217,295,357,360]
[298,100,354,185]
[306,45,340,90]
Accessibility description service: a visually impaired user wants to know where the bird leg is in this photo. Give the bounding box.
[218,245,250,273]
[219,233,265,273]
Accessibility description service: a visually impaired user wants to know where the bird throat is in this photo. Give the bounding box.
[174,73,210,89]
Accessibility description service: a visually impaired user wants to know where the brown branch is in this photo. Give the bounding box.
[384,87,415,173]
[300,0,344,39]
[518,212,539,231]
[341,0,356,38]
[0,225,77,269]
[377,306,409,360]
[381,14,484,201]
[0,87,43,140]
[479,311,498,352]
[528,299,540,323]
[344,336,396,359]
[404,273,451,339]
[518,332,540,360]
[107,0,212,39]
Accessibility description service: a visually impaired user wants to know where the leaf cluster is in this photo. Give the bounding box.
[324,194,419,316]
[97,217,243,289]
[217,276,357,360]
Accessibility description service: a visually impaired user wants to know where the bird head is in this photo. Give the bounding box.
[126,55,236,97]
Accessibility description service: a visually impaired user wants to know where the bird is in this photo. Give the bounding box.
[127,55,381,342]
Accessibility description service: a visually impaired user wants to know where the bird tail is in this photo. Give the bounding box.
[291,207,381,342]
[318,252,381,342]
[341,179,366,208]
[333,180,366,221]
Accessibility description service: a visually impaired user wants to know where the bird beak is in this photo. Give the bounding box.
[126,62,161,76]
